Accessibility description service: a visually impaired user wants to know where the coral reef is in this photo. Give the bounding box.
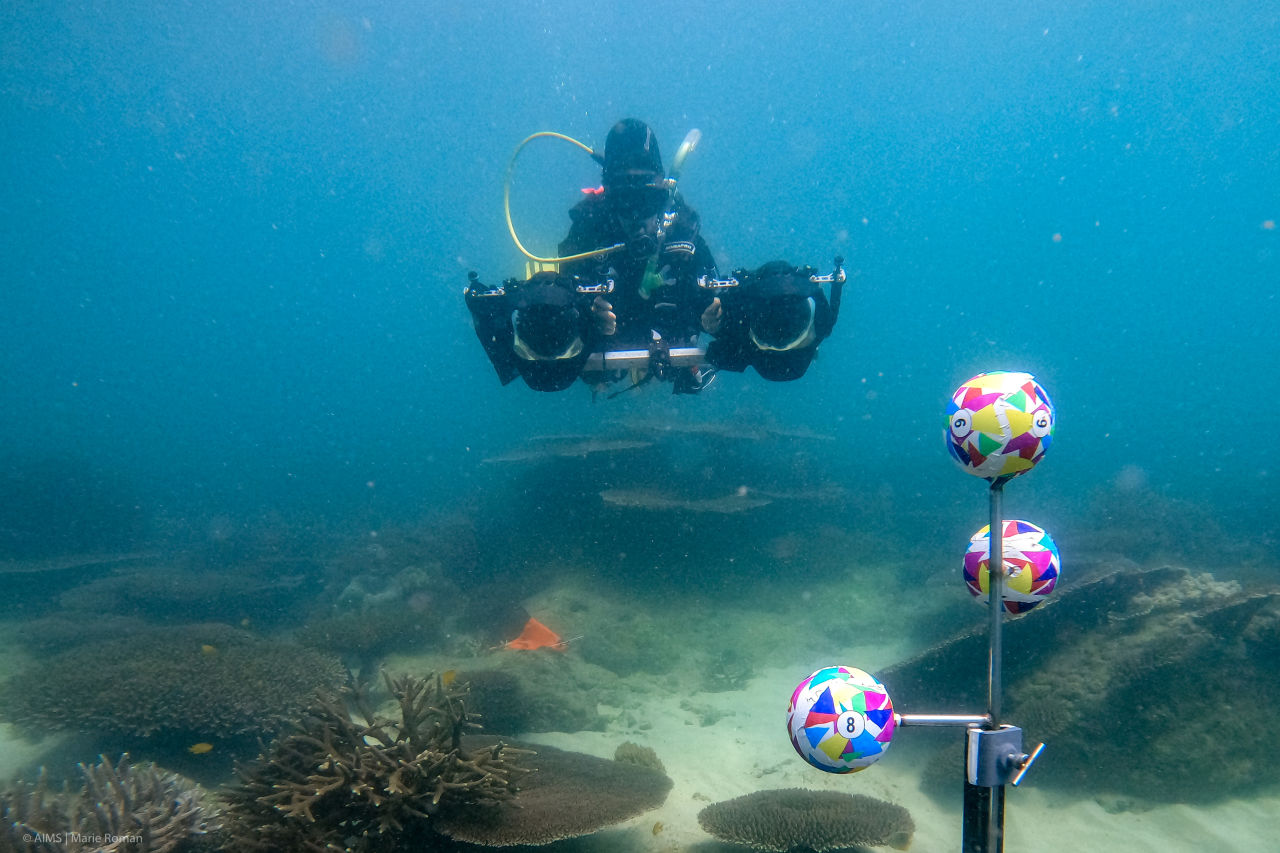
[451,656,610,733]
[324,519,477,601]
[522,584,678,677]
[882,566,1280,803]
[221,672,531,852]
[296,604,440,660]
[222,669,672,850]
[11,613,154,654]
[56,562,311,628]
[296,544,465,668]
[0,754,215,853]
[0,623,346,738]
[432,736,673,846]
[613,741,666,774]
[697,788,915,852]
[453,669,530,734]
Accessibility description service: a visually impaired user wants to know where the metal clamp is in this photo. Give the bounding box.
[464,271,505,297]
[965,725,1044,787]
[576,278,615,295]
[697,273,741,290]
[810,255,846,285]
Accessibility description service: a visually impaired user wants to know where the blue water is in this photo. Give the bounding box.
[2,1,1276,566]
[2,7,1280,851]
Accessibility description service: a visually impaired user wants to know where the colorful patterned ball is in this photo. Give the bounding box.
[964,520,1061,614]
[945,371,1055,480]
[787,666,895,774]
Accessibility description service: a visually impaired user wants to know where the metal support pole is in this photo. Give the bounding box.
[962,477,1008,853]
[963,776,1005,853]
[988,478,1005,727]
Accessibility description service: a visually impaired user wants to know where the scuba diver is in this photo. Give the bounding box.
[465,119,720,395]
[557,119,720,393]
[464,120,846,394]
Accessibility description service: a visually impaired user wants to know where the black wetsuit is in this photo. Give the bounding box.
[557,192,718,349]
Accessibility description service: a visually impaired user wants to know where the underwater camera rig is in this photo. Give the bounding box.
[786,372,1057,853]
[464,258,847,393]
[466,125,852,394]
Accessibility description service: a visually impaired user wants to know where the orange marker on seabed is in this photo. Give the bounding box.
[504,617,575,651]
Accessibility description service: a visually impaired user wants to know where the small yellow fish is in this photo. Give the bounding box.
[200,644,218,657]
[652,821,664,836]
[441,669,458,687]
[188,742,214,755]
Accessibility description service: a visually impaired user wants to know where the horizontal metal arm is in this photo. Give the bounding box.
[896,713,993,727]
[584,347,706,371]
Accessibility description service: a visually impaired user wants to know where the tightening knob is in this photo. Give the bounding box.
[1009,742,1046,786]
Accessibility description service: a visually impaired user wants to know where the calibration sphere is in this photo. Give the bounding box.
[945,371,1055,480]
[964,520,1061,613]
[787,666,895,773]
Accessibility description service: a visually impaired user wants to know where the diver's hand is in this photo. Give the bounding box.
[592,296,617,336]
[701,297,723,334]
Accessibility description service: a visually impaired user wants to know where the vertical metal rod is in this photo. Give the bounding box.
[988,478,1005,726]
[987,477,1007,853]
[963,779,1005,853]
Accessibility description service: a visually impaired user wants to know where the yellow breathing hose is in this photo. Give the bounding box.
[503,131,624,265]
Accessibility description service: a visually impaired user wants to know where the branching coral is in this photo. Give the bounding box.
[0,754,214,853]
[221,672,532,852]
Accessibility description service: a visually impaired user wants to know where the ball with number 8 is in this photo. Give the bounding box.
[787,666,895,773]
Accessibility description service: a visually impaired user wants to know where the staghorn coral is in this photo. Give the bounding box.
[221,672,532,852]
[697,788,914,852]
[0,623,346,738]
[0,754,215,853]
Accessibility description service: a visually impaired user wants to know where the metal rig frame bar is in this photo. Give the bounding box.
[962,478,1009,853]
[583,346,706,371]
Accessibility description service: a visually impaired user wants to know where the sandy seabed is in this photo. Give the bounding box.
[514,661,1279,853]
[2,590,1275,853]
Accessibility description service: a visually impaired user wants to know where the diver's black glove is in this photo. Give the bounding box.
[591,295,617,336]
